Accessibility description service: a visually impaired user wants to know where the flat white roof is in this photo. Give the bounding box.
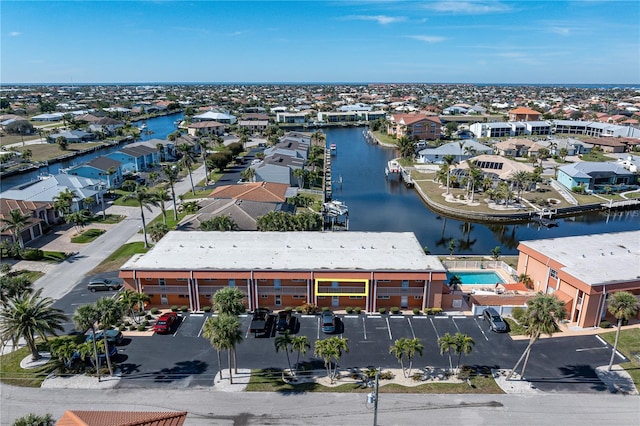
[122,231,444,272]
[520,231,640,286]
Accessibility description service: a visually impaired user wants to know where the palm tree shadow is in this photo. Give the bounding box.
[526,364,607,391]
[154,360,209,383]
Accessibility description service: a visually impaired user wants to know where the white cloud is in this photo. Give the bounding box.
[345,15,407,25]
[407,35,447,44]
[549,27,571,35]
[10,31,21,37]
[424,1,512,14]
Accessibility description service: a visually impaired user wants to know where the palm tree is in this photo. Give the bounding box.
[517,273,533,289]
[511,170,530,201]
[389,339,407,376]
[607,291,639,371]
[314,336,349,383]
[467,163,483,202]
[454,333,475,372]
[396,136,415,159]
[56,136,68,151]
[202,316,225,381]
[0,289,66,360]
[94,297,123,376]
[507,294,565,380]
[147,222,169,243]
[162,165,180,221]
[275,330,294,376]
[291,335,310,376]
[448,239,457,256]
[155,187,171,225]
[72,304,101,380]
[197,139,211,184]
[441,155,457,195]
[122,186,160,248]
[200,216,239,231]
[53,188,77,216]
[202,314,242,383]
[212,287,246,315]
[117,289,138,322]
[404,338,424,376]
[437,332,456,371]
[177,143,196,195]
[241,167,256,183]
[49,338,78,368]
[66,209,92,233]
[293,168,306,188]
[0,209,32,250]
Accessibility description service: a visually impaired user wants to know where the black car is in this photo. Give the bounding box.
[87,278,122,292]
[482,308,507,332]
[276,311,292,333]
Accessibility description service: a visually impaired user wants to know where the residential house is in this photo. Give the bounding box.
[508,107,542,121]
[581,137,628,153]
[88,117,124,136]
[106,145,159,174]
[469,122,513,138]
[0,198,57,246]
[516,231,640,328]
[254,155,304,186]
[119,231,448,312]
[133,138,177,161]
[192,111,236,124]
[31,113,64,122]
[455,155,535,181]
[387,114,442,140]
[416,140,493,164]
[276,112,308,124]
[56,410,187,426]
[557,162,637,193]
[494,138,538,158]
[237,120,269,133]
[47,130,95,143]
[186,121,225,137]
[208,181,291,203]
[264,138,310,160]
[63,157,123,189]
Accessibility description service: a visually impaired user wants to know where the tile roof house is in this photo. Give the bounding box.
[0,198,57,245]
[56,410,187,426]
[494,138,540,158]
[387,113,442,140]
[456,154,535,181]
[186,120,225,137]
[508,107,542,121]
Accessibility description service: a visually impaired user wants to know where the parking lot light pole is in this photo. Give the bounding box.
[373,367,380,426]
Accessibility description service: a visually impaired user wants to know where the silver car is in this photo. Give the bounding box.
[483,308,507,332]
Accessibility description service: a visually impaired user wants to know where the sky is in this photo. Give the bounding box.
[1,0,639,84]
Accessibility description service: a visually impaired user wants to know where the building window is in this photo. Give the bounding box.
[291,279,306,282]
[550,269,558,279]
[402,280,409,288]
[377,280,390,283]
[259,279,267,282]
[159,279,166,286]
[145,278,153,281]
[228,279,236,287]
[179,294,189,298]
[349,296,364,300]
[260,294,268,299]
[293,295,306,299]
[275,295,282,306]
[377,295,390,300]
[274,279,281,289]
[177,278,188,282]
[413,296,423,300]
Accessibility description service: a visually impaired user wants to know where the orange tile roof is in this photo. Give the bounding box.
[209,182,289,202]
[508,107,541,115]
[56,410,187,426]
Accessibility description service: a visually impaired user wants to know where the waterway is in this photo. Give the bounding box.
[324,127,639,255]
[0,112,184,191]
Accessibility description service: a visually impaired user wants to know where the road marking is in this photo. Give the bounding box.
[173,316,186,337]
[411,316,427,319]
[362,317,367,340]
[367,316,381,319]
[389,316,405,319]
[190,314,204,317]
[452,316,467,319]
[317,317,320,340]
[595,335,607,346]
[344,315,359,318]
[407,317,416,339]
[452,318,461,333]
[576,347,608,352]
[301,315,315,318]
[386,317,392,340]
[474,318,489,341]
[432,316,449,319]
[429,317,440,339]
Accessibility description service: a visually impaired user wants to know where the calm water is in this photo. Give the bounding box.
[324,127,640,255]
[0,112,183,191]
[446,271,505,285]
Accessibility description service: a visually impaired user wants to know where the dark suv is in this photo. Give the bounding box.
[483,308,507,332]
[87,278,122,292]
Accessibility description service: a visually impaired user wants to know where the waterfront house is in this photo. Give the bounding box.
[119,231,448,312]
[47,130,95,143]
[517,231,640,328]
[63,157,123,189]
[106,145,158,174]
[208,181,291,203]
[557,162,637,193]
[186,121,225,137]
[254,155,305,186]
[264,138,310,160]
[581,137,628,153]
[469,122,513,138]
[276,112,308,124]
[0,198,57,246]
[192,111,236,125]
[508,107,542,122]
[416,140,493,164]
[494,138,539,158]
[455,154,535,181]
[88,117,124,136]
[387,113,442,140]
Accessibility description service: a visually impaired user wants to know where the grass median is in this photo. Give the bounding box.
[599,328,640,387]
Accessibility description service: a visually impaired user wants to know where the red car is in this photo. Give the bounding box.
[153,312,178,334]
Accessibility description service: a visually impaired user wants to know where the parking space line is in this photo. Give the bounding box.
[575,347,608,352]
[173,316,186,337]
[317,316,320,340]
[407,317,416,339]
[452,318,461,333]
[595,335,607,346]
[385,317,392,340]
[429,317,440,339]
[473,317,489,341]
[197,319,207,338]
[344,315,359,318]
[362,317,367,340]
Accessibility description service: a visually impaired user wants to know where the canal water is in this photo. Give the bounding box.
[0,112,184,191]
[324,127,639,255]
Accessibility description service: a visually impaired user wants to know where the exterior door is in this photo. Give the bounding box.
[332,296,340,307]
[401,295,408,308]
[274,295,282,306]
[161,294,168,305]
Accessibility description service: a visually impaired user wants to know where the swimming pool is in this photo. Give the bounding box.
[446,271,506,285]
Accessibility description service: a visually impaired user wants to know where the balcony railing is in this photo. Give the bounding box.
[317,286,366,294]
[142,285,188,295]
[258,286,307,296]
[375,287,424,296]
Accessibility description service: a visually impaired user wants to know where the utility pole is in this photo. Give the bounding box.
[367,367,380,426]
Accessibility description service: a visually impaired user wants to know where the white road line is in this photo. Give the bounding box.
[301,315,315,318]
[616,350,626,360]
[432,316,449,319]
[452,316,467,319]
[474,318,489,341]
[344,315,359,318]
[362,317,367,340]
[173,316,186,337]
[197,319,207,338]
[452,318,461,333]
[386,317,392,340]
[595,335,607,346]
[389,316,405,319]
[411,316,427,319]
[576,347,608,352]
[407,317,416,339]
[367,316,381,319]
[190,314,204,317]
[317,317,320,340]
[429,317,440,339]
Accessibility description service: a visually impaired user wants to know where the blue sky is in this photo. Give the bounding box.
[2,1,639,84]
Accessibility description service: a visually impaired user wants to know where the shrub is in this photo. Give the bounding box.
[137,325,146,331]
[203,306,212,312]
[171,305,178,312]
[431,308,443,315]
[145,314,152,320]
[390,307,400,314]
[129,325,137,331]
[599,320,611,329]
[124,321,131,327]
[295,306,303,313]
[22,248,44,260]
[511,307,525,323]
[180,306,189,312]
[378,307,386,314]
[142,320,149,327]
[345,306,353,314]
[413,308,420,315]
[354,307,361,314]
[118,325,125,331]
[150,307,159,315]
[300,303,318,314]
[379,371,395,380]
[424,308,433,315]
[322,306,329,312]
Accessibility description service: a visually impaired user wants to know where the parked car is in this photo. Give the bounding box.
[321,310,336,333]
[153,312,178,334]
[71,344,117,366]
[85,329,124,345]
[276,310,292,334]
[483,308,507,332]
[87,278,122,292]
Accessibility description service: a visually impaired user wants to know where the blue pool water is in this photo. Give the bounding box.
[447,271,506,285]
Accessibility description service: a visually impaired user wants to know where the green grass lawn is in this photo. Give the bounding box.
[145,209,188,230]
[90,242,149,274]
[91,214,125,224]
[42,251,70,262]
[599,328,640,387]
[245,368,503,394]
[504,318,528,336]
[70,228,106,243]
[0,343,57,387]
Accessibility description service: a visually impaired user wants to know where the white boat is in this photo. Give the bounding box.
[139,123,147,130]
[330,144,337,155]
[323,200,348,216]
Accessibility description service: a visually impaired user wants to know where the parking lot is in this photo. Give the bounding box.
[109,310,624,392]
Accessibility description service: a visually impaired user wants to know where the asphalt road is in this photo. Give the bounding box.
[2,386,639,425]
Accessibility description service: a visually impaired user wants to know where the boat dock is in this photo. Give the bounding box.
[385,160,414,187]
[324,144,332,201]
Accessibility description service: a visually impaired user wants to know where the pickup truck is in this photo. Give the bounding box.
[249,308,272,336]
